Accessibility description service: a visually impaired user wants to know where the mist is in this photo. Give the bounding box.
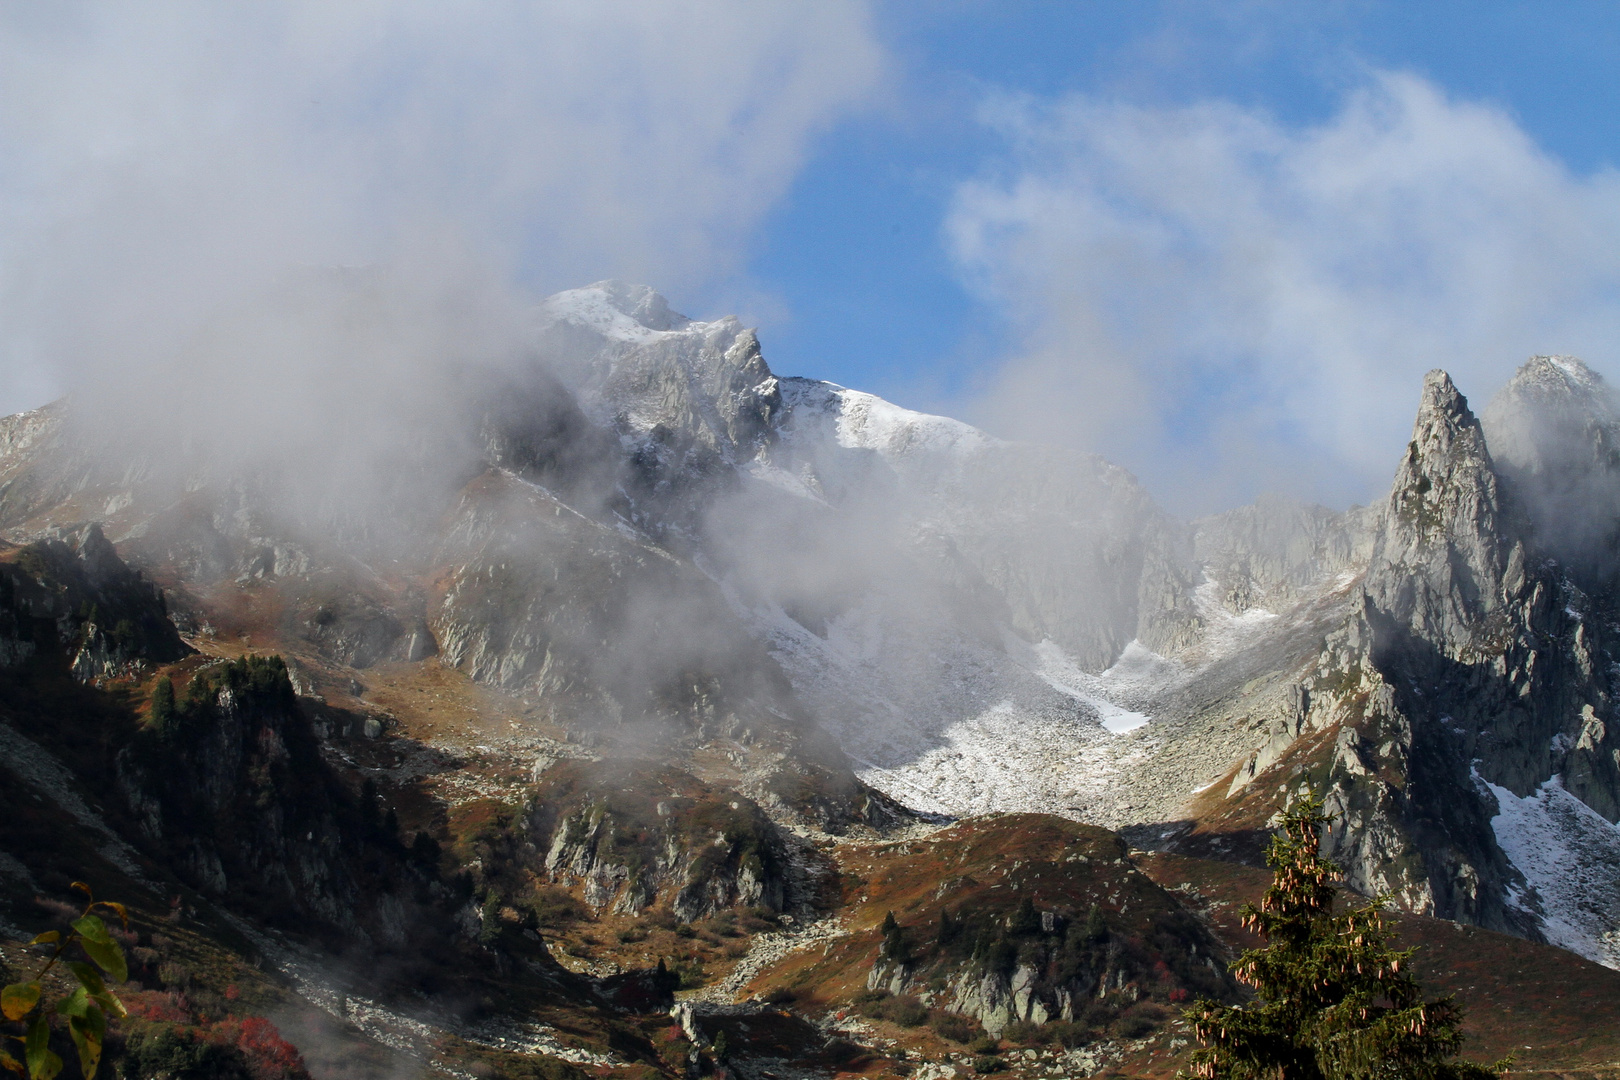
[0,1,884,448]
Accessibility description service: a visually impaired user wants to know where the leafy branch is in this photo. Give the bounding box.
[2,884,129,1080]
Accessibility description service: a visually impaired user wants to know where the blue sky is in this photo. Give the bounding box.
[5,2,1620,514]
[750,2,1620,397]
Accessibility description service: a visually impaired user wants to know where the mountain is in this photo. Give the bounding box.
[2,282,1618,1077]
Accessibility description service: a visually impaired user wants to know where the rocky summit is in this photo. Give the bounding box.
[2,284,1620,1078]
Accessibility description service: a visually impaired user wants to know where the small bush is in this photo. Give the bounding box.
[121,1025,252,1080]
[616,927,649,943]
[1045,1021,1095,1048]
[672,959,707,989]
[1079,1000,1118,1028]
[971,1056,1003,1074]
[968,1036,1000,1056]
[1115,1005,1163,1039]
[740,910,778,932]
[929,1012,980,1044]
[873,995,928,1027]
[525,888,588,928]
[761,987,795,1006]
[1002,1020,1051,1046]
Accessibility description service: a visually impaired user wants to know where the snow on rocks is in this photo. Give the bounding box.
[1486,772,1620,970]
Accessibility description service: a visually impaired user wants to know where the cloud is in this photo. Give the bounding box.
[0,1,884,417]
[946,71,1620,513]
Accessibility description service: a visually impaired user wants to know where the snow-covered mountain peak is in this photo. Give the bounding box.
[773,379,997,465]
[830,386,997,458]
[538,280,696,341]
[1509,353,1607,398]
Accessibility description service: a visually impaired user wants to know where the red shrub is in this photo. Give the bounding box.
[207,1016,307,1080]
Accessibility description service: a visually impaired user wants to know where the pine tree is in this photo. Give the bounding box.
[1181,795,1504,1080]
[880,910,908,961]
[148,676,176,733]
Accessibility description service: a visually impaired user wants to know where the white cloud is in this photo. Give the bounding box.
[0,1,884,416]
[947,71,1620,512]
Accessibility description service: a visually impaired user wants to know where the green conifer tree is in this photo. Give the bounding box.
[148,676,176,733]
[880,911,908,961]
[1181,796,1504,1080]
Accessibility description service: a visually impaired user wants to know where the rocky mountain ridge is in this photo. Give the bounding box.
[2,280,1619,1049]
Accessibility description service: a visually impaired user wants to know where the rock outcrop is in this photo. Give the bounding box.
[1259,362,1620,959]
[0,523,188,678]
[1194,494,1378,616]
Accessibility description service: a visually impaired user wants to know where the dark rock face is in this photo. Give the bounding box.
[0,523,189,677]
[116,656,361,923]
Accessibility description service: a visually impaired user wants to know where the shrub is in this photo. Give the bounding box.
[928,1012,979,1044]
[971,1056,1002,1074]
[879,996,929,1028]
[1001,1020,1050,1046]
[1044,1021,1094,1048]
[967,1036,999,1056]
[148,677,176,731]
[121,1026,252,1080]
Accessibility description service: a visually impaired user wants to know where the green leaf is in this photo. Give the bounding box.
[54,989,87,1020]
[27,933,58,947]
[68,917,110,946]
[0,984,39,1023]
[24,1016,61,1080]
[65,965,103,998]
[87,991,124,1022]
[67,1007,103,1080]
[76,938,125,985]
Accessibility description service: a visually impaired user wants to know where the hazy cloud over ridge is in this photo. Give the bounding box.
[949,71,1620,513]
[0,1,883,418]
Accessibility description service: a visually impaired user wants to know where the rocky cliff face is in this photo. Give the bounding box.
[1362,371,1526,657]
[115,655,366,924]
[526,761,793,922]
[0,523,188,678]
[538,282,1204,674]
[1193,494,1378,616]
[1220,361,1620,965]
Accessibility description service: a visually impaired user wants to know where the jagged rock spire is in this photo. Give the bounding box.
[1364,370,1524,657]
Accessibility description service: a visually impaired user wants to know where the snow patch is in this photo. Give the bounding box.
[831,387,997,459]
[1484,772,1620,970]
